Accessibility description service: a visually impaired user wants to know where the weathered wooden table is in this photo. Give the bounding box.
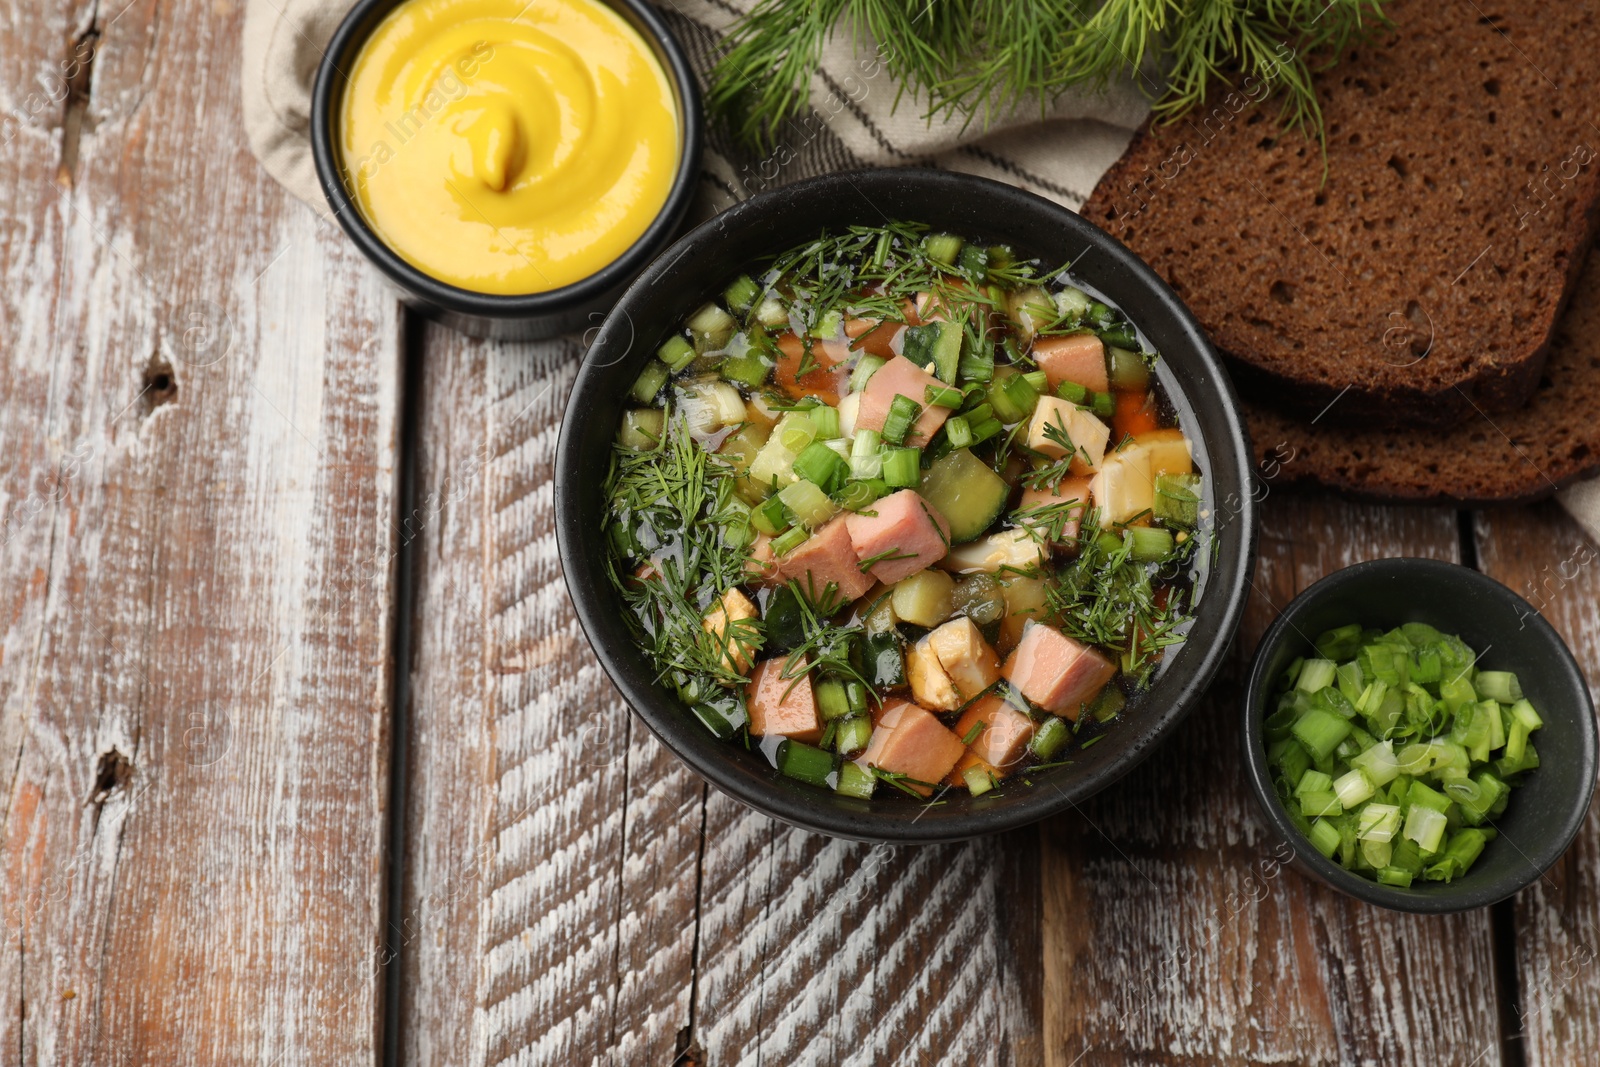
[4,5,1599,1065]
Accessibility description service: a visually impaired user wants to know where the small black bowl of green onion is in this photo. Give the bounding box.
[1242,557,1597,913]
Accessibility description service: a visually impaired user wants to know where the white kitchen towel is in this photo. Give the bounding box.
[239,0,1600,545]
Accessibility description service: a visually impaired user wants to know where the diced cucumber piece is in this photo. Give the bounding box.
[918,448,1009,544]
[902,320,963,383]
[1106,346,1150,390]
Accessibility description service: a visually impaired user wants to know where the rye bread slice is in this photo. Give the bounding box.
[1081,0,1600,428]
[1242,240,1600,505]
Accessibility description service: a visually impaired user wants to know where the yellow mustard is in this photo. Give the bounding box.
[339,0,679,295]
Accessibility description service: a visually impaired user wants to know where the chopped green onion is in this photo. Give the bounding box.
[835,479,886,511]
[658,335,696,372]
[1357,803,1402,842]
[1291,708,1352,762]
[1402,805,1449,853]
[809,404,841,440]
[1307,819,1341,859]
[770,525,809,556]
[724,274,761,314]
[777,740,835,787]
[631,360,669,403]
[1315,623,1365,661]
[815,679,850,721]
[835,714,873,757]
[1297,658,1338,694]
[1475,671,1523,704]
[1055,380,1088,404]
[925,384,963,408]
[792,441,849,494]
[923,233,963,265]
[944,416,973,449]
[775,412,818,453]
[851,355,886,392]
[881,447,921,488]
[1376,866,1414,888]
[688,303,737,352]
[1299,790,1343,817]
[850,429,884,480]
[1022,370,1048,394]
[1031,716,1070,760]
[881,394,922,445]
[1090,391,1116,419]
[967,417,1004,445]
[803,309,842,342]
[778,478,839,529]
[754,296,789,329]
[1296,769,1333,796]
[617,409,664,450]
[1123,526,1173,562]
[1333,768,1375,808]
[964,765,997,796]
[750,496,790,537]
[834,760,875,798]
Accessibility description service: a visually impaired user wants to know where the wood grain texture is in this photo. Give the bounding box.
[1042,496,1504,1067]
[0,2,399,1063]
[397,326,702,1067]
[691,800,1044,1067]
[1474,503,1600,1067]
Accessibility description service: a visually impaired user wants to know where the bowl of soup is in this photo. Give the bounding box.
[311,0,701,338]
[556,169,1259,842]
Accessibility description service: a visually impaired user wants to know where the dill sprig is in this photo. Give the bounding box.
[708,0,1390,154]
[1044,509,1195,686]
[603,416,762,697]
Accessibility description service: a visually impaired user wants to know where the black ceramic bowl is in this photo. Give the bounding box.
[557,169,1258,842]
[1243,557,1598,911]
[310,0,702,340]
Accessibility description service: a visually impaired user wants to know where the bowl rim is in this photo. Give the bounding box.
[307,0,703,319]
[1241,556,1599,912]
[556,167,1260,842]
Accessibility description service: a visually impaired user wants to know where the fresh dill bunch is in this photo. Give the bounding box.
[603,416,761,696]
[707,0,1390,154]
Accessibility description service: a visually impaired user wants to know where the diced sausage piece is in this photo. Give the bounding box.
[1033,333,1108,393]
[845,490,952,584]
[1027,396,1111,473]
[702,588,759,674]
[906,637,961,711]
[746,656,821,743]
[944,749,1000,788]
[854,355,952,447]
[774,333,848,405]
[857,701,965,795]
[846,317,902,359]
[953,694,1036,769]
[778,515,875,602]
[746,534,781,585]
[925,617,1001,701]
[1003,623,1117,718]
[1016,475,1093,544]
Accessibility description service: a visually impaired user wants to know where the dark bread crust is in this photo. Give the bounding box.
[1241,241,1600,505]
[1082,0,1600,428]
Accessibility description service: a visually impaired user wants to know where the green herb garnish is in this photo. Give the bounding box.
[708,0,1391,154]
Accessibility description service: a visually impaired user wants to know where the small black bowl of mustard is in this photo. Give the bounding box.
[311,0,703,339]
